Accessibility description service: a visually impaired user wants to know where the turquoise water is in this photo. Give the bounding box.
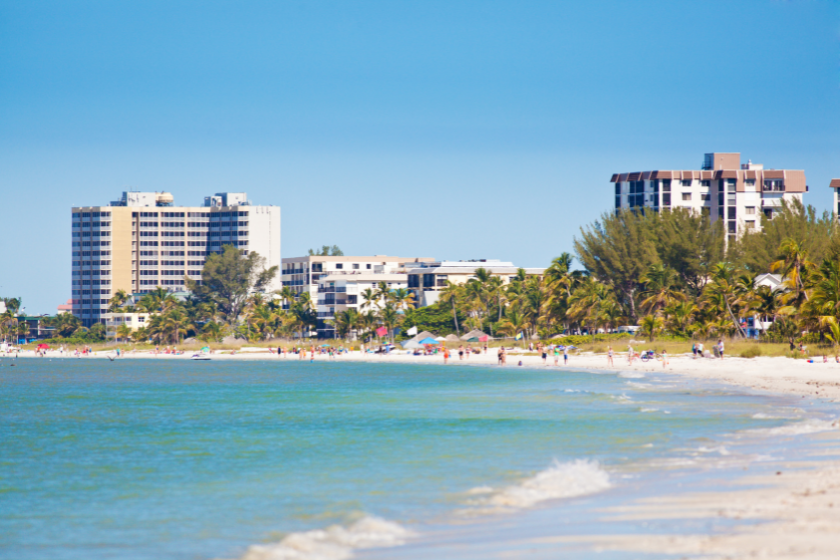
[0,358,831,559]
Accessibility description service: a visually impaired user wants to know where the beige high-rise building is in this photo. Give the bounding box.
[72,191,280,326]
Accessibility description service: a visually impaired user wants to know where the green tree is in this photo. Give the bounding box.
[574,209,660,322]
[307,245,344,256]
[185,244,278,323]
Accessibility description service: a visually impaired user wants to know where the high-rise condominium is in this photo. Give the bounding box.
[71,191,280,326]
[612,152,807,241]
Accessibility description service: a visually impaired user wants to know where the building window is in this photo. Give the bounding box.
[745,221,755,229]
[353,263,359,270]
[615,196,621,209]
[728,207,737,219]
[681,180,691,187]
[763,179,784,192]
[682,193,691,201]
[662,194,671,206]
[745,206,755,215]
[701,180,711,187]
[366,264,372,270]
[662,180,671,192]
[745,179,755,186]
[701,194,710,201]
[335,263,343,269]
[614,183,621,195]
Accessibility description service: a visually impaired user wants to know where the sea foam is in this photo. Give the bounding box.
[469,459,611,511]
[231,516,413,560]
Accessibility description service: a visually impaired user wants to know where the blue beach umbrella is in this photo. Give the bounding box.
[418,337,439,345]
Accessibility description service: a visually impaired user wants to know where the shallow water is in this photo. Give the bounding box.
[0,358,834,560]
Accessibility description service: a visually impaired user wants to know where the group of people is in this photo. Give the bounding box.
[271,345,350,361]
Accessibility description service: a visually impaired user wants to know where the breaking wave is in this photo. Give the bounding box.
[746,418,839,437]
[229,516,413,560]
[467,459,611,511]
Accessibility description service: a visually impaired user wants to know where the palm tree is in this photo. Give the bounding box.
[378,303,401,343]
[663,301,698,337]
[390,288,416,311]
[703,263,747,339]
[438,281,463,335]
[116,324,132,343]
[200,320,224,343]
[497,307,528,347]
[639,264,685,316]
[770,238,812,303]
[108,290,129,312]
[361,288,378,312]
[331,308,361,340]
[639,314,663,342]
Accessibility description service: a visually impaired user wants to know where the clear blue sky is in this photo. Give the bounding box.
[1,0,838,314]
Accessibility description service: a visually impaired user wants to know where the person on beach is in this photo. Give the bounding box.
[542,348,547,365]
[554,346,560,366]
[458,346,464,360]
[661,349,667,368]
[692,343,696,359]
[718,339,724,359]
[607,346,614,366]
[444,348,450,364]
[563,346,568,366]
[627,344,634,365]
[483,344,488,354]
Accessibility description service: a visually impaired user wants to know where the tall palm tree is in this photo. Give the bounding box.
[438,281,462,335]
[703,263,747,338]
[390,288,416,311]
[361,288,378,312]
[771,238,812,303]
[378,303,401,343]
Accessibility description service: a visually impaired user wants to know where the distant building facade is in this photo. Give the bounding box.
[831,179,840,219]
[405,260,546,307]
[611,152,808,241]
[71,191,280,327]
[281,255,434,337]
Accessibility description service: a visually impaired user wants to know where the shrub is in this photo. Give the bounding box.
[739,346,762,359]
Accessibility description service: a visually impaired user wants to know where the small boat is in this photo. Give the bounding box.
[191,353,211,361]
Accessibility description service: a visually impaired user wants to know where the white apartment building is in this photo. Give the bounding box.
[105,312,151,340]
[315,273,411,338]
[831,179,840,218]
[612,152,808,241]
[405,260,546,307]
[281,255,433,337]
[72,191,280,327]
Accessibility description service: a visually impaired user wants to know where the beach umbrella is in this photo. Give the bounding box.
[200,346,210,352]
[37,343,50,350]
[418,337,439,345]
[402,340,422,349]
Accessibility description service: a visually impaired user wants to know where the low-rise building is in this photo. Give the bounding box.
[105,312,152,340]
[405,260,546,307]
[281,255,433,336]
[315,273,412,338]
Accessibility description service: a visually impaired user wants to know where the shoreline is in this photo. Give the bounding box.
[6,348,840,559]
[10,346,840,402]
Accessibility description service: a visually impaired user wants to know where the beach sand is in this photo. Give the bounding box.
[8,346,840,558]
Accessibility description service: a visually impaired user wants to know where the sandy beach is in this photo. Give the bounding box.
[7,347,840,559]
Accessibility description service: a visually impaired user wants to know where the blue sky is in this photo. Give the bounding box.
[1,0,838,314]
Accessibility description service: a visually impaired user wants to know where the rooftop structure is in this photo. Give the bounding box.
[611,152,808,241]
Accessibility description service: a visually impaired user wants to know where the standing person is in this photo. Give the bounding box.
[458,345,464,360]
[563,346,569,366]
[661,349,668,368]
[627,344,634,365]
[607,346,614,366]
[553,346,560,366]
[541,347,548,365]
[444,347,450,364]
[718,339,724,359]
[692,343,697,359]
[497,347,503,365]
[697,341,704,358]
[483,343,488,355]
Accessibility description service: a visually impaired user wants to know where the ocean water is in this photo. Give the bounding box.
[0,358,835,560]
